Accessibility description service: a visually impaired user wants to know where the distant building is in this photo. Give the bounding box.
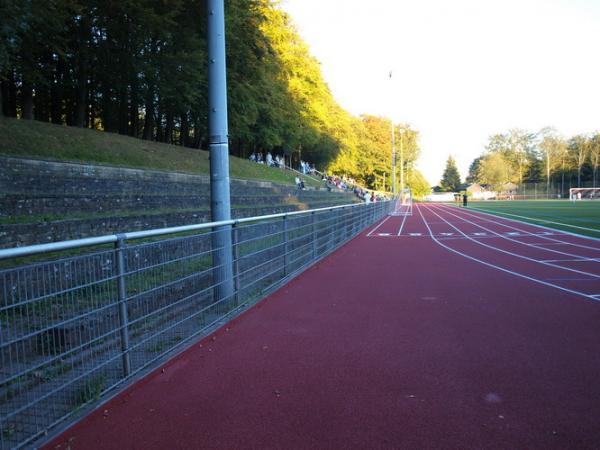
[464,183,495,200]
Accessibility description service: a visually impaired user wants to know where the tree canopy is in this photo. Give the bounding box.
[439,156,461,191]
[468,128,600,192]
[0,0,422,191]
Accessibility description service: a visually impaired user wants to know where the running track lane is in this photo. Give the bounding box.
[421,204,600,298]
[44,205,600,449]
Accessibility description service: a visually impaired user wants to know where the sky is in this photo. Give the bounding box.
[280,0,600,185]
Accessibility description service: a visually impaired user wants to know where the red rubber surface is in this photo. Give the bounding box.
[45,204,600,449]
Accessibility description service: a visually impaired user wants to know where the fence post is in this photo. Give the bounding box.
[115,236,131,377]
[312,211,317,259]
[231,223,240,306]
[283,215,289,277]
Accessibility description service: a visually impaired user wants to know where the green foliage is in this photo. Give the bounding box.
[476,152,510,190]
[0,116,320,187]
[468,201,600,237]
[0,0,422,187]
[439,156,461,191]
[406,169,430,198]
[469,128,600,189]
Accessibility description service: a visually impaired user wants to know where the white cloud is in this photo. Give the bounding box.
[281,0,600,184]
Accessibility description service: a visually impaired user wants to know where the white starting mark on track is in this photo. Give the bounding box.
[473,232,487,236]
[409,233,422,236]
[378,233,391,236]
[440,233,454,236]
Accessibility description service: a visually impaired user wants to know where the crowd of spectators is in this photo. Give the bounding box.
[248,151,388,203]
[321,173,387,203]
[249,151,285,168]
[299,160,316,175]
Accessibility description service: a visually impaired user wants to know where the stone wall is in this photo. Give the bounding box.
[0,156,358,248]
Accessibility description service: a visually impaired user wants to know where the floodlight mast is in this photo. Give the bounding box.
[389,71,397,195]
[399,128,404,190]
[207,0,234,301]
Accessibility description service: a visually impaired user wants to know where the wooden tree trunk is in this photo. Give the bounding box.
[129,80,139,137]
[165,111,173,144]
[118,85,129,135]
[74,64,88,127]
[180,113,189,146]
[21,82,34,119]
[7,71,17,117]
[50,60,65,124]
[142,86,154,140]
[0,81,4,116]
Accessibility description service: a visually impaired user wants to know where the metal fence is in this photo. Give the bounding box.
[0,200,392,449]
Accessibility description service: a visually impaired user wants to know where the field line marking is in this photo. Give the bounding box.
[433,204,600,263]
[541,258,600,263]
[423,204,600,279]
[464,206,600,238]
[444,204,600,252]
[367,216,391,237]
[397,213,408,236]
[416,204,600,303]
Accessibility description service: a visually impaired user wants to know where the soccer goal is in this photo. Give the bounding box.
[389,189,413,216]
[569,187,600,200]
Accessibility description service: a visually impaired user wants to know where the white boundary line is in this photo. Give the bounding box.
[541,258,600,263]
[366,216,391,237]
[416,204,600,302]
[445,204,600,252]
[472,206,600,233]
[458,205,600,241]
[397,214,408,236]
[422,204,600,279]
[430,204,600,263]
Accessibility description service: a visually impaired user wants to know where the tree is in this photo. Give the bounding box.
[439,156,461,191]
[466,156,483,183]
[406,169,430,198]
[589,133,600,188]
[569,135,590,188]
[477,152,510,191]
[0,0,422,180]
[539,129,567,195]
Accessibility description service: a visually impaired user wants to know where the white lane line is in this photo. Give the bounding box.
[431,204,600,266]
[378,233,392,236]
[367,215,391,237]
[541,258,600,263]
[447,204,600,248]
[545,278,597,282]
[416,205,600,303]
[424,204,600,279]
[397,213,408,236]
[471,207,600,233]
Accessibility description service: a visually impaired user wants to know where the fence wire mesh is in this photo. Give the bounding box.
[0,200,392,449]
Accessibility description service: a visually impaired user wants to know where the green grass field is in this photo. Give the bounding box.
[0,116,322,188]
[467,200,600,238]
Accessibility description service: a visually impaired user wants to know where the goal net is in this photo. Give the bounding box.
[389,189,413,216]
[569,188,600,200]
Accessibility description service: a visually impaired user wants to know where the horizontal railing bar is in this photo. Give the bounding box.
[0,202,364,260]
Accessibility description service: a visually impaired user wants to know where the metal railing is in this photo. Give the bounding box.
[0,200,393,449]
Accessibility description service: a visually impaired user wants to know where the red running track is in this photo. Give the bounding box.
[45,204,600,449]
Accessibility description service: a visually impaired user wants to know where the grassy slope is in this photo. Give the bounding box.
[0,117,321,187]
[467,200,600,237]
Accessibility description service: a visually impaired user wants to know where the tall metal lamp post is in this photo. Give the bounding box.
[399,127,405,191]
[207,0,234,301]
[389,71,397,195]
